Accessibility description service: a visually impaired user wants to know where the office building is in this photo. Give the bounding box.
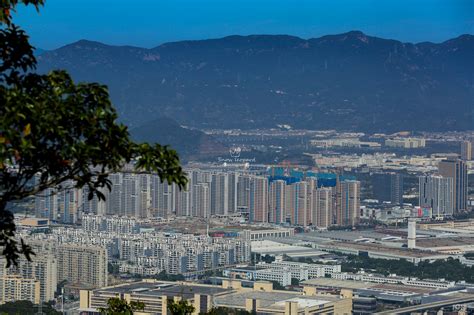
[79,280,352,315]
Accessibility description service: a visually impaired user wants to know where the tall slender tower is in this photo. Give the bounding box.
[407,219,416,249]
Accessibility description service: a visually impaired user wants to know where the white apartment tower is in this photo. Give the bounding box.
[419,175,454,217]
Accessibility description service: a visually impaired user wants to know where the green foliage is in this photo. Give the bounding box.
[0,0,187,266]
[0,0,44,26]
[204,307,253,315]
[342,255,474,282]
[98,297,145,315]
[167,299,195,315]
[155,270,186,281]
[108,262,120,275]
[260,255,275,263]
[291,278,300,286]
[0,300,60,315]
[269,280,286,290]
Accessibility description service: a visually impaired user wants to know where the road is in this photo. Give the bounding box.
[374,296,474,314]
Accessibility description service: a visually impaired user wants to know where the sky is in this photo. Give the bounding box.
[13,0,474,50]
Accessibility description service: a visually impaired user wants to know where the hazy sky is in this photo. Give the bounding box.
[14,0,474,50]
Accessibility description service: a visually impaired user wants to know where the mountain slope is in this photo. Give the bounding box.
[37,32,474,132]
[130,117,227,161]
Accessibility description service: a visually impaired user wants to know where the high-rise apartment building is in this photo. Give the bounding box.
[286,181,309,226]
[211,173,229,216]
[438,159,468,213]
[0,253,57,303]
[305,177,318,226]
[269,180,286,224]
[461,140,473,161]
[106,172,123,215]
[57,181,82,224]
[192,183,210,218]
[0,276,40,304]
[249,176,268,222]
[175,180,192,217]
[390,173,404,206]
[236,175,251,213]
[372,173,404,205]
[151,175,173,218]
[138,174,151,218]
[314,187,333,229]
[121,173,141,217]
[419,175,454,217]
[227,172,239,214]
[336,180,361,226]
[34,168,361,227]
[35,186,58,222]
[57,244,108,289]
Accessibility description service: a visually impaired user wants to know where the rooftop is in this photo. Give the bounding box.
[98,281,228,299]
[323,241,449,259]
[416,237,474,249]
[214,290,339,310]
[251,240,327,257]
[303,278,378,290]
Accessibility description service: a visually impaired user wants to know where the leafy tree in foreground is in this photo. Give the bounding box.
[0,300,60,315]
[167,299,195,315]
[98,297,145,315]
[205,307,253,315]
[0,0,187,266]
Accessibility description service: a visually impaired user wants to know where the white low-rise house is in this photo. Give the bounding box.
[255,269,292,286]
[256,260,341,281]
[330,271,455,289]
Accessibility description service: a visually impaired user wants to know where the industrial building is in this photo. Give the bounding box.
[79,279,353,314]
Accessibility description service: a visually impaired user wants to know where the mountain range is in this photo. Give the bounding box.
[37,31,474,133]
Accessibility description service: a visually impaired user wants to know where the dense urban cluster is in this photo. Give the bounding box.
[1,222,251,306]
[35,167,362,228]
